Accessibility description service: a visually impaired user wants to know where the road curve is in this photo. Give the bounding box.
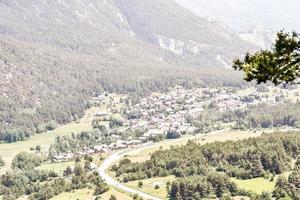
[98,148,162,200]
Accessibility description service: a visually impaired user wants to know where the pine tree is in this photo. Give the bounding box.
[233,31,300,86]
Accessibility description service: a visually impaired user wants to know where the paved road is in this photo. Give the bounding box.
[98,148,162,200]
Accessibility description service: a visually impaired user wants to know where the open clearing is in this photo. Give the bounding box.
[50,188,94,200]
[233,171,291,194]
[100,188,132,200]
[50,188,131,200]
[233,177,276,194]
[124,176,176,199]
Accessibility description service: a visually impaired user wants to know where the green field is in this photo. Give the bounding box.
[233,177,276,194]
[100,188,132,200]
[124,176,176,199]
[233,171,291,194]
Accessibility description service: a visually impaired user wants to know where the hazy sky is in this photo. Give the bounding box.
[175,0,300,32]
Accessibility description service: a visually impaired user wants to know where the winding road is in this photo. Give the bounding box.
[98,147,162,200]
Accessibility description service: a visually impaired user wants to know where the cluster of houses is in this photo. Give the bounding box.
[123,87,204,138]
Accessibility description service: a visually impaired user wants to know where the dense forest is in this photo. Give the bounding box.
[112,132,300,199]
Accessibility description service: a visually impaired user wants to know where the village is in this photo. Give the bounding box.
[51,85,296,163]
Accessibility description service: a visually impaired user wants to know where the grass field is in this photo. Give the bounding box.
[100,188,132,200]
[233,177,276,194]
[51,188,94,200]
[233,171,291,194]
[50,188,132,200]
[37,161,75,175]
[124,176,176,199]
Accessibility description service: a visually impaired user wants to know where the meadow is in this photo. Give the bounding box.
[233,177,276,194]
[232,171,291,194]
[50,188,132,200]
[124,176,176,199]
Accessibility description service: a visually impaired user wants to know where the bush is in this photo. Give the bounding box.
[35,145,41,152]
[166,130,181,139]
[36,124,46,133]
[75,157,81,163]
[46,120,58,131]
[94,184,109,195]
[84,155,93,162]
[0,156,5,166]
[109,195,117,200]
[138,181,143,188]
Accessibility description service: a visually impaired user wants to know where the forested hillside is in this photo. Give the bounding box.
[0,0,255,142]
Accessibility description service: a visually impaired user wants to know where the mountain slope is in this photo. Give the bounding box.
[0,0,253,141]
